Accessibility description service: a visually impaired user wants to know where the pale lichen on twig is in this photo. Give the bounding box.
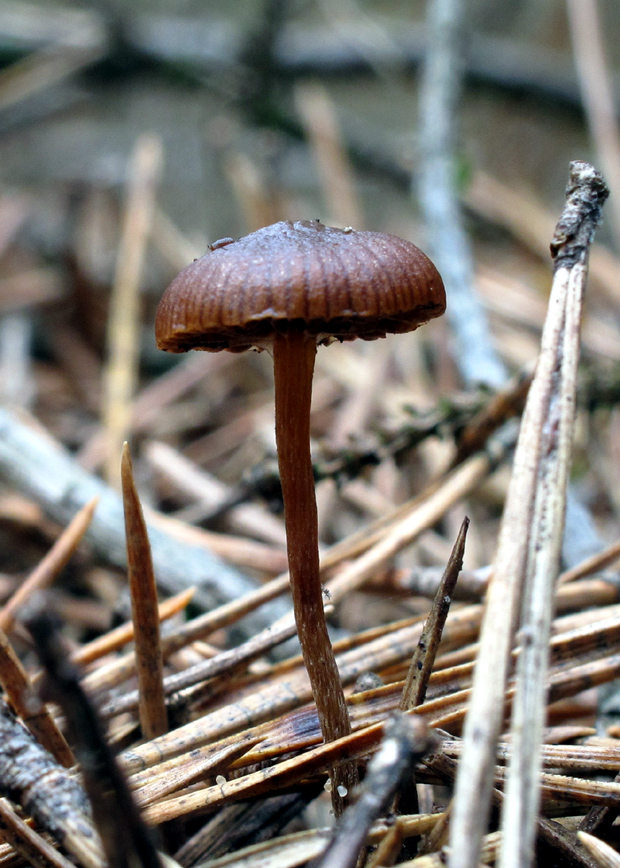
[550,160,611,269]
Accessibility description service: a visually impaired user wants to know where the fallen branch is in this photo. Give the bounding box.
[0,408,290,631]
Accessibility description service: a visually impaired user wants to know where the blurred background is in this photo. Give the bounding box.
[0,0,617,231]
[0,0,620,612]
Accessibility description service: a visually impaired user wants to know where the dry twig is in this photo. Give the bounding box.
[103,134,162,486]
[400,517,468,710]
[0,496,97,632]
[314,715,437,868]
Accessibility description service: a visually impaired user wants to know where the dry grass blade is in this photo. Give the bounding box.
[537,772,620,806]
[0,409,265,619]
[119,604,484,776]
[558,538,620,585]
[128,727,266,796]
[79,353,228,471]
[537,818,601,868]
[327,454,496,604]
[100,449,500,712]
[396,516,467,850]
[579,770,620,837]
[82,575,292,696]
[366,822,405,868]
[555,577,619,611]
[103,133,163,486]
[144,440,287,547]
[417,801,451,857]
[187,816,445,868]
[144,723,386,825]
[451,367,533,466]
[135,737,263,809]
[181,829,332,868]
[298,420,513,589]
[0,43,105,115]
[578,832,620,868]
[443,740,620,774]
[433,754,601,868]
[0,496,98,632]
[73,586,194,667]
[223,151,278,232]
[152,207,204,271]
[402,832,502,868]
[149,512,288,575]
[465,169,620,306]
[449,162,609,868]
[400,517,468,710]
[121,442,167,740]
[295,82,362,228]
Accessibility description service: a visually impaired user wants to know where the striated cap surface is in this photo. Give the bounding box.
[155,220,445,352]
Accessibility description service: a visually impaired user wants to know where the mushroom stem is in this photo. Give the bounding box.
[273,329,356,813]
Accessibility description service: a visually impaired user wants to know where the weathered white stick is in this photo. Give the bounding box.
[499,264,586,868]
[448,162,609,868]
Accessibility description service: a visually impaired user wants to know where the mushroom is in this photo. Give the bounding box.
[155,219,445,811]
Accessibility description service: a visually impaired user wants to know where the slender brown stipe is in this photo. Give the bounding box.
[155,219,445,813]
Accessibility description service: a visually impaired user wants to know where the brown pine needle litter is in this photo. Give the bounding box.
[2,140,620,868]
[121,442,167,740]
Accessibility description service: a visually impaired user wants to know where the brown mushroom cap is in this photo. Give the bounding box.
[155,219,446,353]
